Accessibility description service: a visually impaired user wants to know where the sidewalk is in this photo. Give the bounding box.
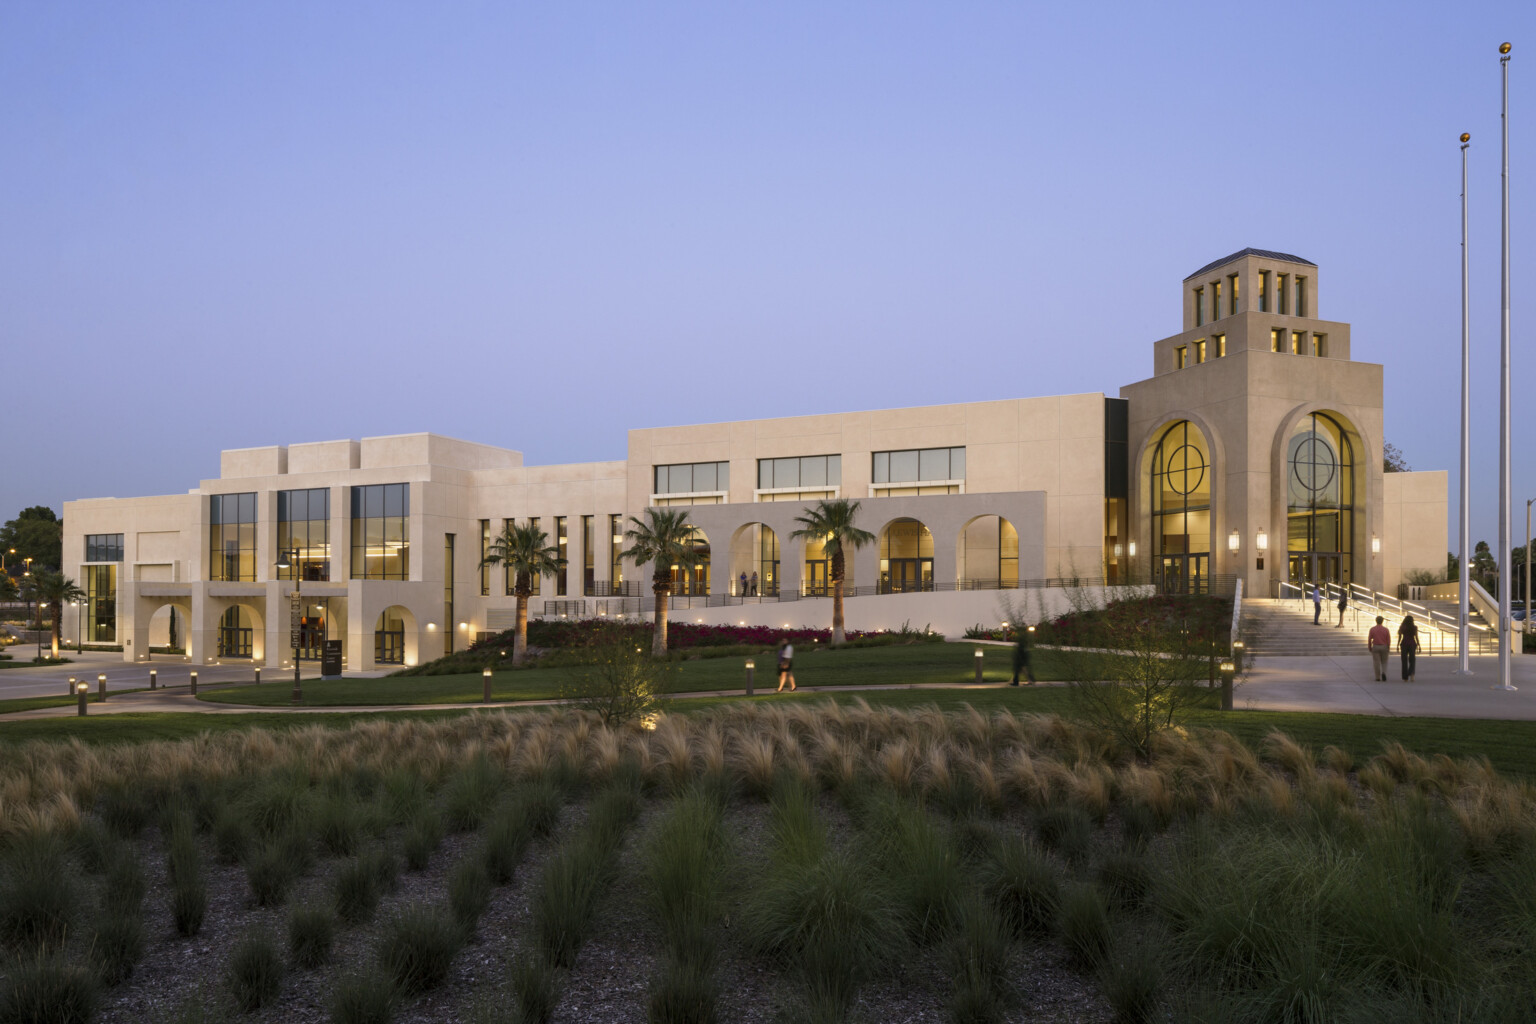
[1236,652,1536,719]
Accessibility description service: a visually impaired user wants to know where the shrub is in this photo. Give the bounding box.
[447,859,492,932]
[532,784,642,968]
[171,880,207,938]
[443,757,502,833]
[1035,804,1094,863]
[212,809,249,865]
[376,905,461,995]
[645,790,725,958]
[0,954,98,1024]
[315,794,365,858]
[564,638,670,726]
[647,955,718,1024]
[243,771,312,838]
[508,953,561,1024]
[72,820,117,875]
[977,835,1058,938]
[482,803,535,886]
[1058,883,1113,970]
[287,906,335,968]
[226,930,284,1011]
[328,969,397,1024]
[100,844,146,917]
[0,832,80,951]
[98,781,155,837]
[863,797,964,945]
[402,810,443,871]
[90,909,144,986]
[334,849,397,926]
[246,839,300,907]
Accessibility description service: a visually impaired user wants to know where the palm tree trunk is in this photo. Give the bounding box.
[513,595,529,666]
[652,576,670,657]
[50,604,61,659]
[831,551,846,645]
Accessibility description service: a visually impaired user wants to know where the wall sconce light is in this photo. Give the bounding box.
[1113,543,1123,558]
[1127,541,1137,557]
[1256,529,1268,552]
[458,622,468,630]
[426,622,437,631]
[1228,530,1240,553]
[1372,535,1380,555]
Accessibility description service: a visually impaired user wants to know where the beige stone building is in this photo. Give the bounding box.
[61,248,1448,671]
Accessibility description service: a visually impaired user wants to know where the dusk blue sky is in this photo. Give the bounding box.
[3,2,1532,556]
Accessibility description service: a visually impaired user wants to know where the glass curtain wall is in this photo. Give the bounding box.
[351,484,409,580]
[582,516,595,595]
[209,493,257,581]
[872,447,965,496]
[375,610,405,664]
[1149,421,1212,591]
[555,517,568,596]
[84,564,116,643]
[84,534,123,561]
[758,526,779,596]
[609,514,624,592]
[444,534,454,655]
[1286,412,1356,585]
[879,518,935,593]
[479,520,490,596]
[217,606,253,658]
[277,489,330,580]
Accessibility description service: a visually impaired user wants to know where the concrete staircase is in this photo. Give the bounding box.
[1238,596,1495,658]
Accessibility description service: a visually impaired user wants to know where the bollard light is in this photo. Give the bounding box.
[77,681,89,717]
[1219,660,1236,712]
[149,669,157,690]
[974,649,984,685]
[97,674,107,702]
[254,667,261,685]
[482,667,493,704]
[745,659,755,696]
[189,671,198,696]
[67,676,76,697]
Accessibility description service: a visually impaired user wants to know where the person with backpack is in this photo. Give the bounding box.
[1398,615,1420,682]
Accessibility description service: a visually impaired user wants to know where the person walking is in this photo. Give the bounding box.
[750,571,758,596]
[738,571,748,597]
[1398,615,1420,682]
[1010,625,1035,686]
[1367,615,1391,681]
[1312,584,1323,625]
[1335,587,1349,627]
[775,638,796,692]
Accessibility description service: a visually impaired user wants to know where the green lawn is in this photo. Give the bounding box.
[198,643,1070,708]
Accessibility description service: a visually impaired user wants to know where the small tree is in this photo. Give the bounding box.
[565,628,671,726]
[1061,593,1230,760]
[478,520,566,665]
[789,499,875,645]
[620,508,702,657]
[30,570,84,658]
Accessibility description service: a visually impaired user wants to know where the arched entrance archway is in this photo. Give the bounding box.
[375,606,417,666]
[1148,420,1213,593]
[1286,411,1358,586]
[957,515,1019,588]
[879,518,934,593]
[147,603,190,655]
[729,523,778,597]
[668,527,710,596]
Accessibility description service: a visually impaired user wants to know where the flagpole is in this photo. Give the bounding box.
[1459,131,1473,674]
[1496,42,1517,691]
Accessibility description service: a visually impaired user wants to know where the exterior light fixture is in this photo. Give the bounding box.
[1228,530,1240,553]
[1127,541,1136,557]
[1372,535,1381,555]
[426,622,437,631]
[1256,529,1268,551]
[458,622,467,630]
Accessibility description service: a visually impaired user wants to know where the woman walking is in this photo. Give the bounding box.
[775,637,796,692]
[1398,614,1420,682]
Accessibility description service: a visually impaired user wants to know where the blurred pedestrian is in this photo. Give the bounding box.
[1367,615,1390,680]
[1398,615,1419,682]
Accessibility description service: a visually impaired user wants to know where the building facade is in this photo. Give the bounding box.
[62,249,1448,670]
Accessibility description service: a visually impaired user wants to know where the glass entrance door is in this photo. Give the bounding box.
[1289,553,1345,586]
[886,558,934,593]
[1159,554,1208,594]
[804,560,828,596]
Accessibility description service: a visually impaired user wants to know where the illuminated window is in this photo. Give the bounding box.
[1213,333,1226,357]
[1278,273,1290,315]
[85,564,117,643]
[653,462,729,496]
[609,514,623,590]
[1210,281,1222,320]
[1295,276,1308,317]
[582,515,595,595]
[479,520,490,596]
[1259,270,1270,312]
[1271,328,1284,352]
[1193,339,1206,363]
[1176,345,1188,369]
[350,484,409,580]
[278,489,329,581]
[1228,274,1239,314]
[84,534,123,562]
[554,516,568,596]
[209,492,257,582]
[1193,287,1204,326]
[872,447,965,485]
[1292,330,1306,354]
[1314,333,1328,357]
[443,534,454,655]
[757,455,841,491]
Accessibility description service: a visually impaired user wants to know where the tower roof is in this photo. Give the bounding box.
[1183,248,1315,281]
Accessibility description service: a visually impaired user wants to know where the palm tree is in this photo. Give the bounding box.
[790,499,875,645]
[478,519,566,666]
[30,570,84,659]
[620,508,703,656]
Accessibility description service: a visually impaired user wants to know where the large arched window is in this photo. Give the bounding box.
[1286,412,1355,584]
[1149,421,1211,590]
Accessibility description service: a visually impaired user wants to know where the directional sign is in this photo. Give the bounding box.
[290,629,302,647]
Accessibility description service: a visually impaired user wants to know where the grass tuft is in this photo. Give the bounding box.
[375,904,462,995]
[0,953,98,1024]
[226,929,284,1011]
[327,969,398,1024]
[1058,882,1113,970]
[0,832,80,952]
[287,905,335,969]
[977,833,1058,938]
[447,858,492,933]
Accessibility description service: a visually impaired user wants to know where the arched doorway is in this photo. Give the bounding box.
[217,606,254,658]
[1286,411,1357,587]
[1149,420,1212,593]
[147,603,189,655]
[879,518,934,594]
[957,515,1019,589]
[375,607,409,665]
[669,527,710,596]
[729,523,778,597]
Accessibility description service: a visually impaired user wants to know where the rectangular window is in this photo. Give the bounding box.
[528,518,541,596]
[277,488,330,581]
[502,518,514,596]
[653,462,729,495]
[349,484,409,580]
[582,515,595,596]
[1210,281,1222,320]
[554,516,568,596]
[1214,333,1226,357]
[1193,339,1206,363]
[1271,328,1283,352]
[84,564,117,643]
[609,514,624,591]
[1193,287,1204,326]
[755,454,841,491]
[1228,273,1239,314]
[1295,276,1308,317]
[208,492,257,581]
[479,520,490,596]
[1313,333,1328,357]
[871,447,964,485]
[1278,273,1290,315]
[1291,330,1306,354]
[1259,271,1270,312]
[84,534,123,562]
[1176,345,1187,368]
[443,534,455,655]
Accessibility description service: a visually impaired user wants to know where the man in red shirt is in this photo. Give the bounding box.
[1367,615,1391,681]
